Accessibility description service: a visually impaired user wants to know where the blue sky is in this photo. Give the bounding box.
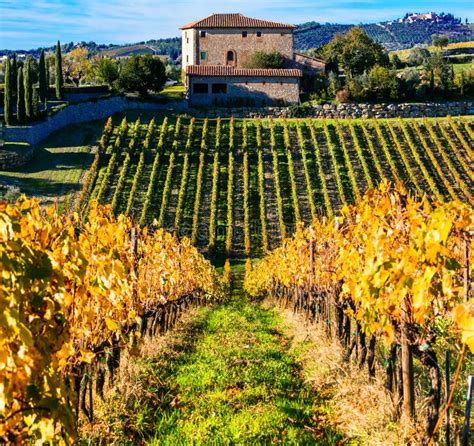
[1,0,473,50]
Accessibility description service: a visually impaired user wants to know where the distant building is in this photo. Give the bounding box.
[181,13,324,106]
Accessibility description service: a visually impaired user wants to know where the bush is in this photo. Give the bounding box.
[365,65,399,101]
[243,51,286,69]
[335,89,350,103]
[116,55,166,96]
[93,57,119,88]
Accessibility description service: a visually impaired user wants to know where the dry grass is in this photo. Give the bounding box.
[79,307,202,443]
[269,301,424,445]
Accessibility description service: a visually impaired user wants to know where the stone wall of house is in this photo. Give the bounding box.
[196,28,294,67]
[188,75,300,106]
[4,97,187,146]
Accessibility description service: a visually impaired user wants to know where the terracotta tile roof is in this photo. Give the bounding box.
[293,52,327,64]
[186,65,303,77]
[181,13,295,30]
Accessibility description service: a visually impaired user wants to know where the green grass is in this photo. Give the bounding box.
[94,296,343,445]
[0,119,106,206]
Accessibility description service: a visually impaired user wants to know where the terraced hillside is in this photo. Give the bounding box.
[77,116,474,259]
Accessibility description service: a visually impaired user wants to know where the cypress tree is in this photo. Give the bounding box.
[17,67,25,124]
[45,56,51,95]
[4,57,12,125]
[39,49,48,103]
[11,54,17,99]
[24,56,33,119]
[32,87,40,118]
[55,40,63,100]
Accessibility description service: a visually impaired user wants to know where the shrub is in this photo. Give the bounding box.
[243,51,286,69]
[116,55,166,96]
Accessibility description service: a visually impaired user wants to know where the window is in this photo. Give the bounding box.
[193,83,209,94]
[200,30,206,38]
[186,38,189,44]
[200,51,207,61]
[227,51,234,61]
[212,83,227,94]
[256,31,262,37]
[186,55,189,63]
[242,31,248,38]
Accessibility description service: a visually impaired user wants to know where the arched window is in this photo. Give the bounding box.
[226,50,236,66]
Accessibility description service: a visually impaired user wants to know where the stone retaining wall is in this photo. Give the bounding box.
[4,96,473,146]
[4,97,187,145]
[299,101,474,119]
[0,145,34,170]
[192,101,474,118]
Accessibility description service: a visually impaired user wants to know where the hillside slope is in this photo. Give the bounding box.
[295,20,474,51]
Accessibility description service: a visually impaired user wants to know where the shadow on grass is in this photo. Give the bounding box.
[0,174,83,196]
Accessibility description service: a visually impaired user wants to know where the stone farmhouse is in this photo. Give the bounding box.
[181,13,325,106]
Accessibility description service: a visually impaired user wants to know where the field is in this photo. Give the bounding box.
[78,115,474,260]
[3,114,473,443]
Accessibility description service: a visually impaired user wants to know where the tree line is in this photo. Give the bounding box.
[3,40,168,126]
[4,41,64,126]
[305,28,474,103]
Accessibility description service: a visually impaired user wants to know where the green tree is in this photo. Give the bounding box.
[11,54,17,100]
[389,53,404,70]
[243,51,286,69]
[4,56,13,125]
[55,40,64,100]
[17,67,25,124]
[24,56,33,119]
[32,87,40,118]
[116,55,166,96]
[323,27,389,76]
[365,65,399,101]
[432,34,449,50]
[38,49,48,102]
[424,52,452,93]
[406,47,431,67]
[93,57,119,88]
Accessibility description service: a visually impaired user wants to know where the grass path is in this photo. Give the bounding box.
[87,293,343,444]
[148,297,343,444]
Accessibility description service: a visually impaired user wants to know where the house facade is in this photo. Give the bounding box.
[181,13,308,106]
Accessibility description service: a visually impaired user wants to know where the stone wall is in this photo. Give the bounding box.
[4,95,472,148]
[188,75,300,106]
[197,28,294,67]
[190,101,474,118]
[302,101,474,119]
[4,96,187,145]
[0,144,34,170]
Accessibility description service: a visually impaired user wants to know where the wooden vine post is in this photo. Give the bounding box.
[401,296,415,422]
[464,232,471,303]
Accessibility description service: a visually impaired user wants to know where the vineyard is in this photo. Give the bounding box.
[77,115,474,262]
[2,113,474,443]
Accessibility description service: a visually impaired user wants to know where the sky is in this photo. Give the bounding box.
[1,0,473,50]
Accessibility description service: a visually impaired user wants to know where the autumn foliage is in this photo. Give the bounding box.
[0,199,222,442]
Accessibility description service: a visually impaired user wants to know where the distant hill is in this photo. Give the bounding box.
[1,12,472,57]
[295,13,473,51]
